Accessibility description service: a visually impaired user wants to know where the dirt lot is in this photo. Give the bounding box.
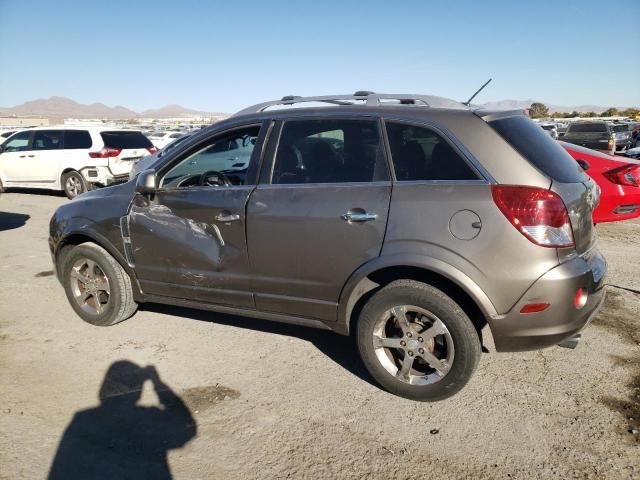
[1,191,638,479]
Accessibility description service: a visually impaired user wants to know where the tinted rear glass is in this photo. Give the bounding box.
[100,131,153,149]
[489,115,586,183]
[63,130,92,149]
[568,123,608,133]
[613,124,629,133]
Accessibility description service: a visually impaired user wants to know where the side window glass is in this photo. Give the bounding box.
[272,119,387,184]
[2,131,31,152]
[160,126,260,188]
[32,130,63,151]
[385,123,479,181]
[63,130,92,149]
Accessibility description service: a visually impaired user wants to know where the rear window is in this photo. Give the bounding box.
[613,124,630,133]
[63,130,92,149]
[489,115,586,183]
[568,122,608,133]
[100,131,153,149]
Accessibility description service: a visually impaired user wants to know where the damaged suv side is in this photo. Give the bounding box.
[50,93,606,401]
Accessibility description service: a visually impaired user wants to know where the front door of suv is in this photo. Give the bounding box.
[127,123,268,308]
[246,118,392,321]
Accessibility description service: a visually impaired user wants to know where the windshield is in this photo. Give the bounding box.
[613,125,630,133]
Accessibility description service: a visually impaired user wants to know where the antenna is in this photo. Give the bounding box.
[464,78,492,106]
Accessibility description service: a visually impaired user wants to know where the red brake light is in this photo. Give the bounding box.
[147,147,158,154]
[89,147,121,158]
[603,164,640,187]
[491,185,574,248]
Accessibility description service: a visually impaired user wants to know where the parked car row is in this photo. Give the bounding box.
[0,127,156,198]
[544,120,640,153]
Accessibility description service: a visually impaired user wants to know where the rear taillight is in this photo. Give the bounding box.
[147,147,158,154]
[603,164,640,187]
[89,147,121,158]
[491,185,574,248]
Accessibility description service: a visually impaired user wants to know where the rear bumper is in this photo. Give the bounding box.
[489,248,607,352]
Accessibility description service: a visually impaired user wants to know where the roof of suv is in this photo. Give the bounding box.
[14,126,144,133]
[233,92,470,118]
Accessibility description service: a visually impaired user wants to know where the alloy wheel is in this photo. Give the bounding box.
[372,305,455,385]
[69,258,111,315]
[65,176,82,198]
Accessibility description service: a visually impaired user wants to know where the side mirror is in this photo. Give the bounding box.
[136,169,157,195]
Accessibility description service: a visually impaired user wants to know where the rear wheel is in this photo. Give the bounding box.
[62,171,86,199]
[357,280,481,401]
[62,243,137,326]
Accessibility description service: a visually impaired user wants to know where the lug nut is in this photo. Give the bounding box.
[407,332,413,338]
[419,348,424,354]
[418,337,423,342]
[408,351,414,357]
[400,340,406,347]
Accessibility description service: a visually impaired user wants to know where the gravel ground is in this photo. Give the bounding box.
[0,191,638,479]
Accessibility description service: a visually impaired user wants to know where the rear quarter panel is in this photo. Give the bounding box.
[383,183,560,314]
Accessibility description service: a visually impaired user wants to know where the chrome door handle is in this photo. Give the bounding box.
[215,212,240,222]
[341,212,378,222]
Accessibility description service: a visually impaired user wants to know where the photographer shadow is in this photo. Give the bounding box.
[48,361,196,480]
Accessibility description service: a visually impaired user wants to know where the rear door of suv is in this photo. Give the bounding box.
[246,117,391,321]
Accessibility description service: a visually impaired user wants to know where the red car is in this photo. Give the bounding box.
[561,141,640,223]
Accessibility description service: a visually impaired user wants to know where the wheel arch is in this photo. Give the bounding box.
[337,255,498,341]
[55,230,142,299]
[59,168,80,190]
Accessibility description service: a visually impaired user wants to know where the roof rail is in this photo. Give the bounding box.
[233,93,467,117]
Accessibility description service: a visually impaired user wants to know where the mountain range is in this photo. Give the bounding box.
[478,99,634,114]
[0,96,635,119]
[0,96,227,119]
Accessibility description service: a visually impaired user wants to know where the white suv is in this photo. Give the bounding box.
[0,127,156,198]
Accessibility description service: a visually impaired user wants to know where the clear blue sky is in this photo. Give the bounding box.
[0,0,638,113]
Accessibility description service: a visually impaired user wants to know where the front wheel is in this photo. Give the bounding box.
[357,280,481,401]
[62,171,86,199]
[62,243,138,326]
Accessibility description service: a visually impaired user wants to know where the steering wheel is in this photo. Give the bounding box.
[199,170,232,187]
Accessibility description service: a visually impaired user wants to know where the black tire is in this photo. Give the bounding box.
[62,171,87,199]
[62,243,138,326]
[357,280,481,401]
[0,178,4,194]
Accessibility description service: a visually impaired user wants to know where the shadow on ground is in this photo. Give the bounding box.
[142,303,376,388]
[0,211,30,231]
[48,361,196,480]
[2,187,66,197]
